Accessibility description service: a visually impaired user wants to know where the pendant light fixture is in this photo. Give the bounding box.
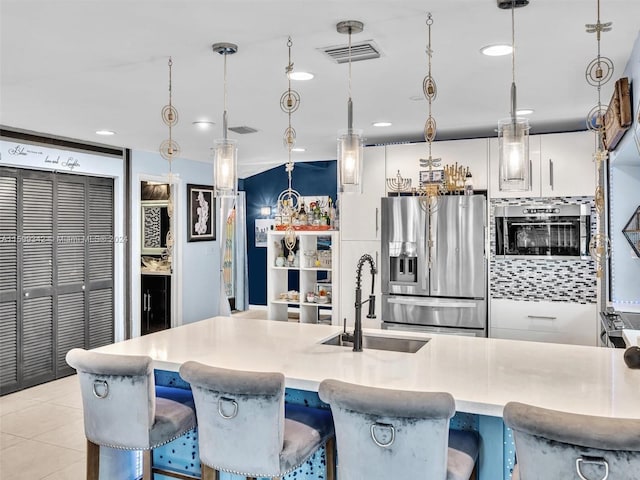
[497,0,531,192]
[418,12,445,214]
[336,20,364,193]
[585,0,613,278]
[212,42,238,197]
[159,56,179,268]
[278,36,302,258]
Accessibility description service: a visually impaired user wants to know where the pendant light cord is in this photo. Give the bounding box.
[168,57,173,173]
[223,51,228,141]
[510,0,517,122]
[347,28,353,132]
[348,29,352,101]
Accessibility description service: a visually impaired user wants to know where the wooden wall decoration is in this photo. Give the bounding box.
[603,76,632,151]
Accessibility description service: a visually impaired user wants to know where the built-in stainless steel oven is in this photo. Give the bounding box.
[495,204,591,259]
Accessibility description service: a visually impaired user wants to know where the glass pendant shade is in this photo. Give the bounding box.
[498,117,530,191]
[338,129,363,193]
[214,138,237,195]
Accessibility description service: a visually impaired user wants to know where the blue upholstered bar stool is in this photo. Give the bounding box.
[318,379,479,480]
[65,348,196,480]
[504,401,640,480]
[179,361,335,480]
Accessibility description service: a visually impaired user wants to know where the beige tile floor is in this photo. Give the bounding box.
[0,309,279,480]
[0,375,86,480]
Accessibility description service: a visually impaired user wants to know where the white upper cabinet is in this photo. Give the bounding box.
[539,131,596,197]
[490,131,596,198]
[339,145,385,241]
[385,139,489,192]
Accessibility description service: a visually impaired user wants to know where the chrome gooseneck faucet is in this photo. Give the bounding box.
[352,253,377,352]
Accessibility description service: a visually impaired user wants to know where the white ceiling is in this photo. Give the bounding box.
[1,0,639,178]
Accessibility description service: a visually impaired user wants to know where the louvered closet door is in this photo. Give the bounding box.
[0,168,115,395]
[56,175,87,376]
[87,180,114,349]
[0,171,19,392]
[22,171,56,388]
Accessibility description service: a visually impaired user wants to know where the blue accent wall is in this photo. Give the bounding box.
[241,160,337,306]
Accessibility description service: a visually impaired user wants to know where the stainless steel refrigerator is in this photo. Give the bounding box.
[381,195,487,336]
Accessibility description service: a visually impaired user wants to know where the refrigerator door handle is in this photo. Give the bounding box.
[387,297,476,308]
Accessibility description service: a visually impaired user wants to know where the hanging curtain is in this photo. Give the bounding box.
[234,191,249,311]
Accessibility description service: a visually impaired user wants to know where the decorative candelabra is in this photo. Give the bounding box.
[585,0,613,278]
[443,163,469,194]
[386,170,411,195]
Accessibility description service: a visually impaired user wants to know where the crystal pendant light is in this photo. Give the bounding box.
[336,20,364,193]
[212,42,238,197]
[497,0,531,192]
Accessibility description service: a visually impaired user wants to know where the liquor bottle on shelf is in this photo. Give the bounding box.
[298,201,308,225]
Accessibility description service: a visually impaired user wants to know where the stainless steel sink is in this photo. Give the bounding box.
[321,333,428,353]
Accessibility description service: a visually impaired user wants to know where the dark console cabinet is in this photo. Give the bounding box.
[141,274,171,335]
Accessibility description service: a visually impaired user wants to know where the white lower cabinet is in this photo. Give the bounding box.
[267,231,339,325]
[490,299,597,346]
[339,240,382,331]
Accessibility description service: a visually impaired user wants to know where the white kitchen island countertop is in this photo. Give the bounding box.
[96,316,640,419]
[623,329,640,348]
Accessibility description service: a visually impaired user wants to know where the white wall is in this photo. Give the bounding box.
[131,150,222,330]
[609,31,640,312]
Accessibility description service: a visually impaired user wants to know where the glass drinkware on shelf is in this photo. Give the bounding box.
[304,250,317,268]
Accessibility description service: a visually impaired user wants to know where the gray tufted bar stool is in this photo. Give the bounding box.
[318,379,479,480]
[65,348,197,480]
[504,401,640,480]
[179,361,335,480]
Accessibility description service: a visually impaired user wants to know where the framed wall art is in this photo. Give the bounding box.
[187,184,215,242]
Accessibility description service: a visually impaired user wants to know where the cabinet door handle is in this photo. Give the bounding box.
[143,293,148,312]
[375,207,379,235]
[527,315,557,320]
[549,159,554,190]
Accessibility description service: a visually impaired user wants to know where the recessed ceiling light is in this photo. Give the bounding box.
[409,95,423,101]
[291,147,306,152]
[288,71,314,81]
[481,44,513,56]
[192,121,215,130]
[516,109,534,115]
[372,122,392,127]
[95,130,115,136]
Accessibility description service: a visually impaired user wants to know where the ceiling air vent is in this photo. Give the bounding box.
[228,126,258,134]
[320,40,381,64]
[497,0,529,8]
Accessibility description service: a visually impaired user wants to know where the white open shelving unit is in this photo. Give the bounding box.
[267,230,339,324]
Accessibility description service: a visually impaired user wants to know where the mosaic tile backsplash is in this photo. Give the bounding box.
[490,196,597,304]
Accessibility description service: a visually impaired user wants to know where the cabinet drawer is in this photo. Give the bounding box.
[490,299,596,345]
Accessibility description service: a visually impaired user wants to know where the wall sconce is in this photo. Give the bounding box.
[260,206,272,217]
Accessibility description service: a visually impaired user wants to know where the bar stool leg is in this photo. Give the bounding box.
[142,450,152,480]
[86,440,100,480]
[201,465,219,480]
[325,436,336,480]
